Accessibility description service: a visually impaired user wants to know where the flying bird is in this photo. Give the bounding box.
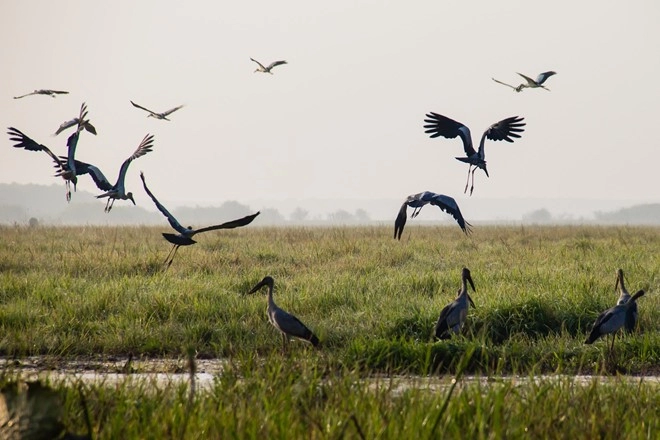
[492,71,557,92]
[394,191,471,240]
[614,268,639,334]
[13,89,69,99]
[130,101,184,120]
[423,112,525,195]
[139,172,260,268]
[54,102,97,136]
[435,267,477,340]
[585,289,644,353]
[247,276,320,350]
[250,58,288,74]
[71,134,155,212]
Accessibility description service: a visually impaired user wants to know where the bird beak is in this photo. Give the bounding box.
[483,165,489,178]
[467,274,476,293]
[129,194,136,205]
[248,278,269,294]
[468,294,476,309]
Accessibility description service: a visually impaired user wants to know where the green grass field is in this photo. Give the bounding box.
[1,225,658,438]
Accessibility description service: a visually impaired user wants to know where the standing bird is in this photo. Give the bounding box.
[130,101,184,121]
[247,276,320,350]
[492,71,557,92]
[139,172,260,268]
[585,290,645,352]
[250,58,288,74]
[423,112,525,195]
[435,268,477,339]
[54,102,97,136]
[72,134,154,212]
[615,268,639,334]
[13,89,69,99]
[394,191,471,240]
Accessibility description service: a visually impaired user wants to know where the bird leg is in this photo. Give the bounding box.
[281,333,288,352]
[162,245,178,268]
[166,246,181,269]
[411,206,421,218]
[464,166,473,194]
[65,181,72,202]
[468,168,478,196]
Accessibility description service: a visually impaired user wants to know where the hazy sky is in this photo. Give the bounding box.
[3,1,659,215]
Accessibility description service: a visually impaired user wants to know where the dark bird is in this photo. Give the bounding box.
[585,289,644,352]
[615,268,639,334]
[394,191,471,240]
[250,58,288,74]
[435,267,477,339]
[139,171,260,268]
[423,112,525,195]
[492,71,557,92]
[247,276,320,350]
[13,89,69,99]
[130,101,184,120]
[54,102,97,136]
[71,134,154,212]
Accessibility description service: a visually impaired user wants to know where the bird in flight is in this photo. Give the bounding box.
[13,89,69,99]
[54,102,97,136]
[72,134,155,212]
[139,172,260,268]
[394,191,471,240]
[492,71,557,92]
[423,112,525,195]
[130,101,184,121]
[250,58,288,74]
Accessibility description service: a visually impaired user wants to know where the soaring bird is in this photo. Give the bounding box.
[394,191,471,240]
[585,289,645,352]
[71,134,154,212]
[248,276,320,350]
[423,112,525,195]
[54,102,97,136]
[8,125,84,202]
[492,71,557,92]
[130,101,184,121]
[615,268,639,334]
[139,172,260,268]
[250,58,288,74]
[435,267,477,340]
[13,89,69,99]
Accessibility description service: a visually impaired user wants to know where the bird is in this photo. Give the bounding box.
[250,58,288,74]
[492,71,557,92]
[247,276,320,350]
[54,102,97,136]
[394,191,471,240]
[7,126,82,202]
[435,267,477,340]
[139,171,261,268]
[614,268,639,334]
[130,101,184,120]
[585,289,644,352]
[71,134,154,212]
[13,89,69,99]
[423,112,526,195]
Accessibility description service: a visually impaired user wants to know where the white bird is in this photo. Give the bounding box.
[54,102,97,136]
[424,112,525,195]
[615,268,639,334]
[13,89,69,99]
[585,289,644,352]
[394,191,471,240]
[248,276,320,350]
[130,101,184,120]
[139,172,260,268]
[250,58,288,74]
[492,71,557,92]
[72,134,155,212]
[435,268,477,339]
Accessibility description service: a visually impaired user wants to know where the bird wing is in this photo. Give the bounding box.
[535,71,556,85]
[45,90,69,95]
[115,134,155,190]
[54,118,79,136]
[267,60,287,70]
[426,192,472,235]
[435,301,457,337]
[193,212,261,235]
[274,307,316,341]
[139,172,187,234]
[73,160,113,191]
[423,112,476,157]
[161,105,184,117]
[250,58,267,70]
[394,202,409,240]
[83,121,97,135]
[130,101,158,117]
[516,72,537,86]
[491,78,518,90]
[13,91,36,99]
[7,127,66,172]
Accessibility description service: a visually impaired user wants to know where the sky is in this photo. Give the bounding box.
[2,1,659,219]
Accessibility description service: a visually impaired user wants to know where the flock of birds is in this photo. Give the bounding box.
[8,66,646,353]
